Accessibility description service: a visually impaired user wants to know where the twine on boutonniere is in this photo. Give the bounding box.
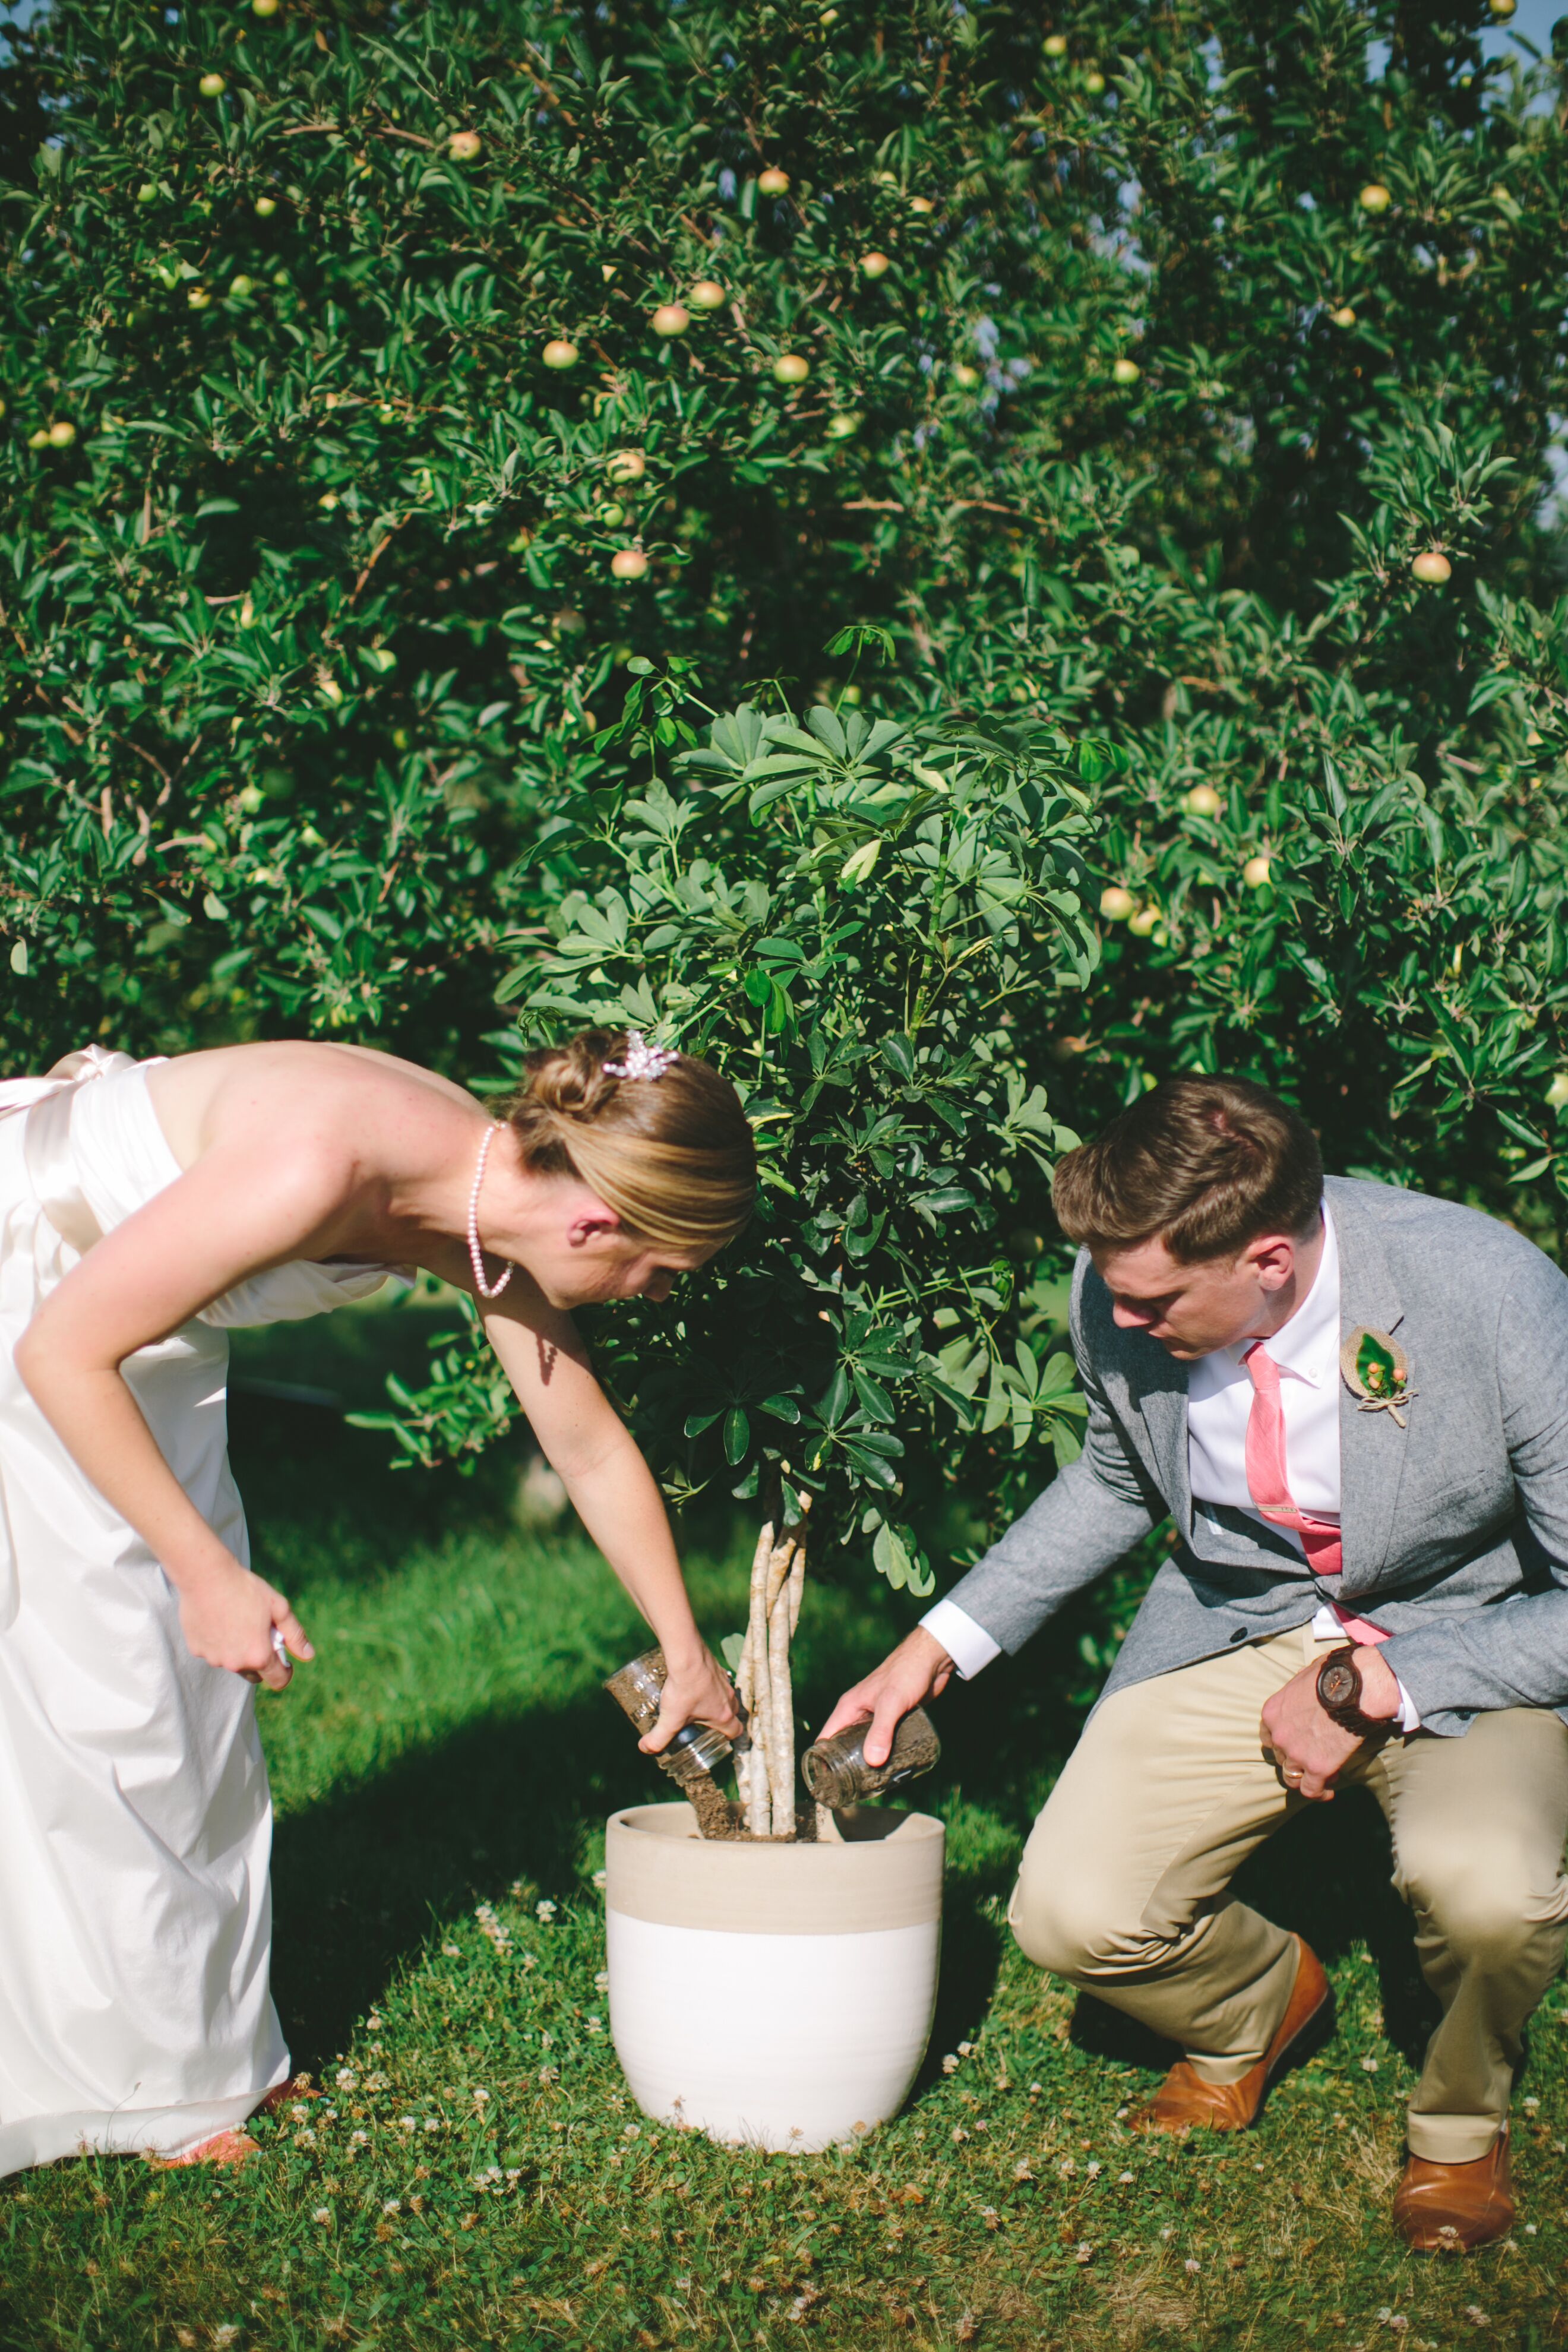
[1341,1326,1416,1427]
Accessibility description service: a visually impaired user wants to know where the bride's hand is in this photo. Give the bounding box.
[177,1559,314,1692]
[640,1646,742,1753]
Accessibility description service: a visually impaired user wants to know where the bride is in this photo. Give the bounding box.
[0,1028,748,2176]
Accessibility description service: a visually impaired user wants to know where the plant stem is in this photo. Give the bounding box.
[766,1532,797,1838]
[741,1519,774,1838]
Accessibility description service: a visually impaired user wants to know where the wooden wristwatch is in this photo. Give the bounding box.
[1315,1644,1395,1741]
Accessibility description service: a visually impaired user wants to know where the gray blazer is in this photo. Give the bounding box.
[943,1176,1568,1737]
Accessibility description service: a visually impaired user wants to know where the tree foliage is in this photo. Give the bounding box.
[365,678,1107,1578]
[8,0,1568,1566]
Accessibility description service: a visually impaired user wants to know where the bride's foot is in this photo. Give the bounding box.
[144,2076,312,2168]
[146,2127,260,2169]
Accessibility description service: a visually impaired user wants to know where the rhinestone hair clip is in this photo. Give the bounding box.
[603,1031,676,1081]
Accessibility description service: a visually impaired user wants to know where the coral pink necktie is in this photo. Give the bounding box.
[1243,1343,1389,1645]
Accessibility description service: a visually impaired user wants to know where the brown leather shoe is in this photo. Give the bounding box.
[1128,1934,1332,2135]
[1393,2130,1513,2253]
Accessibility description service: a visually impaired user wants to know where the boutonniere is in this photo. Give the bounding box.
[1341,1326,1415,1427]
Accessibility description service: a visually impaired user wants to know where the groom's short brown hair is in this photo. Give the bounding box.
[1052,1076,1323,1262]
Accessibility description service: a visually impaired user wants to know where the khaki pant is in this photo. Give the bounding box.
[1010,1624,1568,2161]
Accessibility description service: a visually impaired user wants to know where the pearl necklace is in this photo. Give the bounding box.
[466,1123,514,1301]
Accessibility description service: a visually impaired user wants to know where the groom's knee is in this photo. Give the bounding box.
[1009,1867,1153,1985]
[1399,1828,1564,1974]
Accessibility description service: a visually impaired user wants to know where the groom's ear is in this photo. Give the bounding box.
[1245,1232,1297,1290]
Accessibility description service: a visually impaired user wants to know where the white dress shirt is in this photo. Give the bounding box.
[921,1203,1420,1730]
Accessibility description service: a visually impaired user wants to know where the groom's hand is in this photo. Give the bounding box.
[817,1627,956,1768]
[1260,1648,1399,1802]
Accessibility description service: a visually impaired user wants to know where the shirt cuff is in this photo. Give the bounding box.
[919,1598,1002,1682]
[1393,1678,1422,1735]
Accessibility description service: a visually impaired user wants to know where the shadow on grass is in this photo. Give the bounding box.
[270,1688,664,2070]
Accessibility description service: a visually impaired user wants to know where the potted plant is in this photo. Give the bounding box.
[377,654,1105,2144]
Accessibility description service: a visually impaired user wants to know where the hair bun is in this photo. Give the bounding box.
[523,1029,621,1121]
[491,1026,756,1254]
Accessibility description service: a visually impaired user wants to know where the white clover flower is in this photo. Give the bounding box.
[399,2117,416,2132]
[1118,2171,1135,2184]
[335,2069,356,2089]
[536,1899,558,1923]
[383,2200,401,2215]
[312,2207,331,2224]
[475,1903,513,1951]
[1361,2056,1379,2072]
[594,1970,609,1990]
[1086,2161,1101,2178]
[941,2054,959,2075]
[442,1943,461,1958]
[592,1870,607,1891]
[1184,2258,1200,2276]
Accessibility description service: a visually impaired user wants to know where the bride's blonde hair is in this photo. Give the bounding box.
[491,1029,756,1254]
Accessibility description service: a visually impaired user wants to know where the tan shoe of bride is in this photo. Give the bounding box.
[146,2127,260,2168]
[144,2074,313,2167]
[1128,1934,1333,2135]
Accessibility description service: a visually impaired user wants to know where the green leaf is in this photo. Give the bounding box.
[1354,1332,1399,1398]
[872,1522,912,1591]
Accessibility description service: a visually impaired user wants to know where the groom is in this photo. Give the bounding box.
[823,1076,1568,2252]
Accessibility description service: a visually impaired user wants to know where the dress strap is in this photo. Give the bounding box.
[0,1047,145,1257]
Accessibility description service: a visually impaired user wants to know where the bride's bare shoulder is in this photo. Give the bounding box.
[144,1041,478,1168]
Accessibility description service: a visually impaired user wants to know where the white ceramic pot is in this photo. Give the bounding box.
[604,1800,944,2152]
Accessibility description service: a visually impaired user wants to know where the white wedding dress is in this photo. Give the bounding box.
[0,1047,409,2174]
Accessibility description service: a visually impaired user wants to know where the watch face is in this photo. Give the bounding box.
[1319,1658,1359,1710]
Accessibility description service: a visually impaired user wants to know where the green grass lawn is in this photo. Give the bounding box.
[2,1306,1566,2351]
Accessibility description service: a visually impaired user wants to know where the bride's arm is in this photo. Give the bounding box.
[479,1285,742,1747]
[14,1140,356,1689]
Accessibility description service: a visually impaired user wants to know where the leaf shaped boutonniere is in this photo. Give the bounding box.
[1341,1326,1416,1428]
